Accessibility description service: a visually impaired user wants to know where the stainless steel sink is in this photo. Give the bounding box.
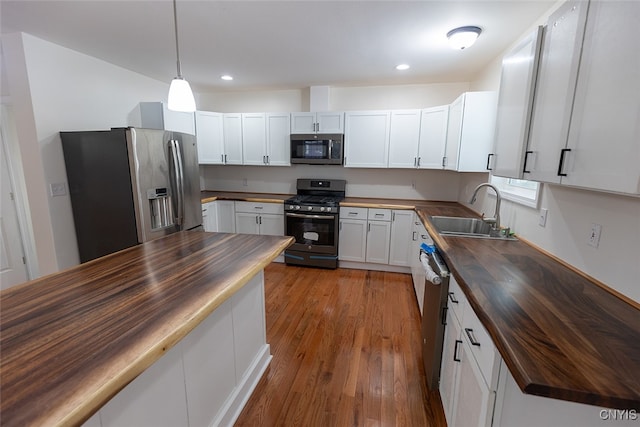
[429,216,517,240]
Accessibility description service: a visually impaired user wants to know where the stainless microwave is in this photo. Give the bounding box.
[290,134,343,165]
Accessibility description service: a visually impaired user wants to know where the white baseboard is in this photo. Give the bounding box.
[214,344,272,427]
[338,261,411,274]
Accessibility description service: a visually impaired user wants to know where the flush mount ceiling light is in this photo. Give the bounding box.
[167,0,196,112]
[447,26,482,50]
[395,64,410,71]
[221,75,234,81]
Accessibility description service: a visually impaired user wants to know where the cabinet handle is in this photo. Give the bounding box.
[442,156,447,168]
[465,328,481,347]
[259,216,262,225]
[523,151,533,174]
[453,340,463,362]
[255,216,259,224]
[414,157,417,167]
[486,153,494,171]
[266,155,269,164]
[368,223,371,232]
[412,231,417,241]
[224,154,228,164]
[263,155,266,164]
[221,154,224,163]
[392,212,395,221]
[375,213,384,217]
[417,157,421,167]
[441,307,448,325]
[557,148,571,177]
[348,212,358,216]
[448,292,459,304]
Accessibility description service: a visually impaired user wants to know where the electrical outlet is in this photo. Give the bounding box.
[411,180,416,189]
[587,223,602,248]
[538,208,548,227]
[49,182,67,197]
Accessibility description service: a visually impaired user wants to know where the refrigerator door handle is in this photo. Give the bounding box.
[169,139,185,227]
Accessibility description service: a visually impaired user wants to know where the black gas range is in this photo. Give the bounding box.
[284,179,346,269]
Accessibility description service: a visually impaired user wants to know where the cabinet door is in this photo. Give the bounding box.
[223,113,244,165]
[215,201,236,233]
[259,214,284,236]
[444,95,464,171]
[526,0,589,184]
[365,220,391,264]
[388,110,422,168]
[338,219,367,262]
[344,111,391,168]
[418,106,449,169]
[290,112,316,133]
[492,27,543,178]
[389,210,414,266]
[202,202,218,232]
[317,111,345,133]
[440,308,462,426]
[235,212,260,235]
[242,113,267,166]
[195,111,224,164]
[563,1,640,194]
[452,338,496,427]
[266,113,291,166]
[457,92,497,172]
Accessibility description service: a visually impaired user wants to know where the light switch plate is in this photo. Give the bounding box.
[538,208,548,227]
[588,223,602,248]
[50,182,67,197]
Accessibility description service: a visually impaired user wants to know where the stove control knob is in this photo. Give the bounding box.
[326,207,332,212]
[307,206,313,211]
[289,205,294,210]
[320,207,325,212]
[295,205,300,210]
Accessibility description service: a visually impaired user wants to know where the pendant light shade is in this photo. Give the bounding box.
[447,26,482,50]
[168,77,196,112]
[167,0,196,112]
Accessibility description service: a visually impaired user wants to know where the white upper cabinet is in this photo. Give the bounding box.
[526,0,640,195]
[418,105,449,169]
[561,1,640,194]
[265,113,291,166]
[491,27,543,179]
[222,114,244,165]
[388,110,422,168]
[444,92,497,172]
[241,113,267,166]
[526,0,589,185]
[195,111,224,164]
[344,110,391,168]
[131,102,195,135]
[290,112,344,134]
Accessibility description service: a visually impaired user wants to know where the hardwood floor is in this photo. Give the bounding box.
[235,263,447,426]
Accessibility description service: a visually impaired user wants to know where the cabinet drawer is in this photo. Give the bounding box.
[462,301,501,389]
[447,276,466,326]
[367,208,391,221]
[340,207,368,220]
[235,201,283,215]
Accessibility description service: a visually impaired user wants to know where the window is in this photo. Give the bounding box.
[490,176,541,208]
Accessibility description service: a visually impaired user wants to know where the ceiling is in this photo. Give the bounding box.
[0,0,555,93]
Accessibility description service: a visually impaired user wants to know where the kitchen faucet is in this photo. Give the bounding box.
[469,183,505,236]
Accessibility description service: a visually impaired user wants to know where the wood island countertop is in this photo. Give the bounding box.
[0,231,293,427]
[198,192,640,408]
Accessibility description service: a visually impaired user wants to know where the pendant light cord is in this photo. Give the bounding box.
[172,0,182,78]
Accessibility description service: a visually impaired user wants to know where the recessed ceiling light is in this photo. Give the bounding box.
[221,75,233,81]
[396,64,410,71]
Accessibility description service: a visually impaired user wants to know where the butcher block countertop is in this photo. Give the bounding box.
[199,192,640,409]
[0,231,293,427]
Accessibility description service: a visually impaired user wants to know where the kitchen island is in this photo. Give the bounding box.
[0,231,293,427]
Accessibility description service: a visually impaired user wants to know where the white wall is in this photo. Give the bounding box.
[1,32,171,273]
[202,165,461,201]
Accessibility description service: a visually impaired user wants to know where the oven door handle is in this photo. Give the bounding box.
[286,213,336,220]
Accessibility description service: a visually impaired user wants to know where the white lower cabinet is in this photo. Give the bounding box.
[339,208,412,267]
[440,275,501,427]
[92,272,269,427]
[202,200,236,233]
[235,202,284,236]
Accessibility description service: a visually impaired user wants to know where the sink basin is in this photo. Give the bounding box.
[429,216,517,240]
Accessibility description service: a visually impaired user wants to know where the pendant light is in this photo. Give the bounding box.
[447,26,482,50]
[167,0,196,112]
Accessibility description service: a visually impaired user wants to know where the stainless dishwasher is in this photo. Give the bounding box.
[420,247,450,391]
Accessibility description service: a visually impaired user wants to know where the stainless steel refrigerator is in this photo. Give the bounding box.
[61,127,202,263]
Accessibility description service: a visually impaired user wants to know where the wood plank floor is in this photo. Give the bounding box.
[234,263,447,426]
